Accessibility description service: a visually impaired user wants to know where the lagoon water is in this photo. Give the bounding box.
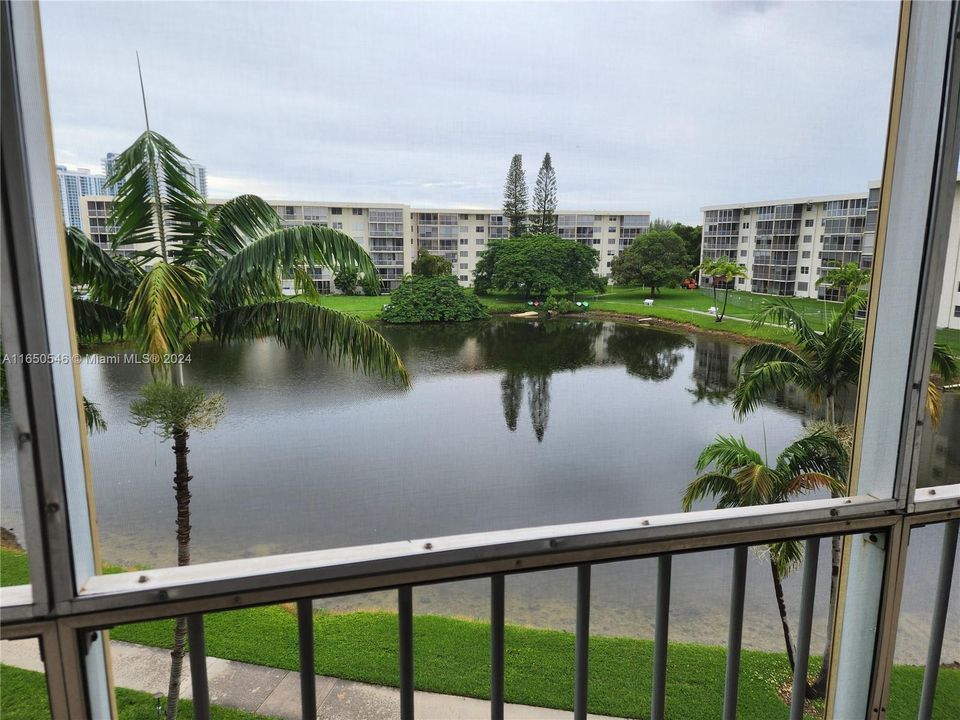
[1,319,956,662]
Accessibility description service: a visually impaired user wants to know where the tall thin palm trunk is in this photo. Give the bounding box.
[809,393,840,699]
[770,558,796,672]
[165,427,191,720]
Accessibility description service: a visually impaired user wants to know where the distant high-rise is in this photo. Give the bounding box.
[56,165,109,229]
[102,153,208,198]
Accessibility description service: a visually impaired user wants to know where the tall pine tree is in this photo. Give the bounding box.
[502,154,529,237]
[532,153,558,234]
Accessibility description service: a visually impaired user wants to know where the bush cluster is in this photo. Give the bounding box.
[381,275,487,323]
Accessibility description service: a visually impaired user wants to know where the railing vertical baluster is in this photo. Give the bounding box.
[722,546,748,720]
[187,614,210,720]
[574,564,591,720]
[918,518,959,720]
[398,586,415,720]
[651,555,672,720]
[297,599,317,720]
[790,538,820,720]
[491,574,505,720]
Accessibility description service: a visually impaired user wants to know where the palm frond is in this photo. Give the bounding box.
[73,296,126,341]
[928,380,943,430]
[208,225,379,306]
[751,297,822,349]
[64,227,139,306]
[293,266,322,300]
[784,472,844,496]
[733,343,819,418]
[206,195,282,257]
[767,540,804,577]
[126,262,207,362]
[107,131,207,252]
[930,343,958,384]
[210,297,409,386]
[681,472,740,511]
[732,462,776,505]
[695,434,765,473]
[776,429,849,486]
[83,396,106,433]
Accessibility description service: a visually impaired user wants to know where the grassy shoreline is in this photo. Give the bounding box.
[1,550,956,719]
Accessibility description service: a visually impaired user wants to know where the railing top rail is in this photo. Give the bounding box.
[1,494,914,633]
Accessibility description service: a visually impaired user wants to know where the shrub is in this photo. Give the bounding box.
[334,266,360,295]
[361,273,381,296]
[382,275,488,324]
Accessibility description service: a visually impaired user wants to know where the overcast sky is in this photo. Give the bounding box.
[40,1,899,223]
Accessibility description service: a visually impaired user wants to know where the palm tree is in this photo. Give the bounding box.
[815,261,870,300]
[682,429,847,697]
[731,293,958,696]
[69,130,409,718]
[691,257,748,322]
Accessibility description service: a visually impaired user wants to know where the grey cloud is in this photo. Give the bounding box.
[40,1,898,223]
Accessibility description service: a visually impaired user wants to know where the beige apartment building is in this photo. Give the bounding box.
[80,197,651,291]
[701,180,960,329]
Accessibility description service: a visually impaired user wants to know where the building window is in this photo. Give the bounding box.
[741,236,747,242]
[459,263,468,269]
[459,275,469,281]
[476,238,485,245]
[802,251,811,258]
[459,213,469,220]
[607,250,615,256]
[737,277,745,284]
[740,249,747,257]
[331,207,342,215]
[955,305,960,318]
[798,282,809,291]
[476,226,484,233]
[475,214,485,220]
[333,222,343,230]
[803,235,812,242]
[460,250,468,257]
[801,266,809,274]
[460,238,469,245]
[459,225,469,234]
[742,222,749,229]
[352,208,363,216]
[608,226,616,233]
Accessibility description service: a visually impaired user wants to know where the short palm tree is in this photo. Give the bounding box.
[815,261,870,300]
[691,257,748,322]
[682,428,847,698]
[68,129,408,719]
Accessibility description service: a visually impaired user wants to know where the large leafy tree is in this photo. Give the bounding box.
[670,222,703,271]
[69,130,408,718]
[530,153,557,234]
[610,228,688,296]
[682,428,847,700]
[473,234,601,298]
[691,257,748,322]
[502,153,529,237]
[411,248,453,277]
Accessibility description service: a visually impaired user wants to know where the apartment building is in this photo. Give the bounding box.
[701,180,960,329]
[80,197,651,291]
[56,165,109,229]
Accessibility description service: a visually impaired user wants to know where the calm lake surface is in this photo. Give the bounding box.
[1,319,956,662]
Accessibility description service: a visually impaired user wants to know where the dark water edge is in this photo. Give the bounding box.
[1,319,956,663]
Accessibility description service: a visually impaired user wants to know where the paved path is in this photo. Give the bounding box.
[0,639,621,720]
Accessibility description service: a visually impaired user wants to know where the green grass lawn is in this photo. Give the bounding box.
[2,550,956,719]
[0,665,279,720]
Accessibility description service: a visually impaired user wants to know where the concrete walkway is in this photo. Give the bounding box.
[0,639,621,720]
